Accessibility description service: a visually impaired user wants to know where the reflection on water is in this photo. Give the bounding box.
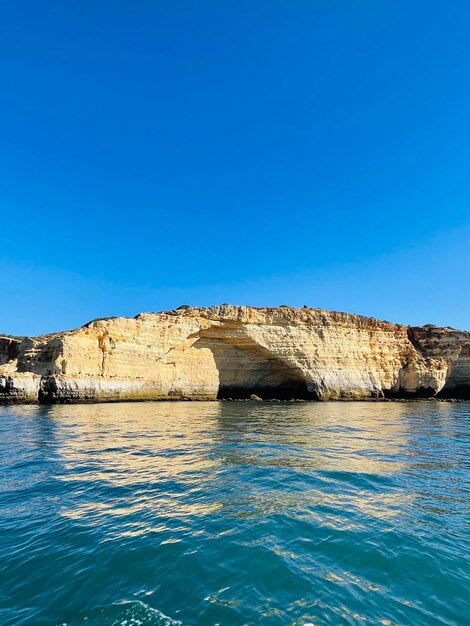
[0,401,469,626]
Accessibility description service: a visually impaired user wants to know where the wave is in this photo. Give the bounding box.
[60,600,182,626]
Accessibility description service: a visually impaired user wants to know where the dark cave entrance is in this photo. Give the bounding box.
[437,384,470,400]
[383,386,437,399]
[217,380,317,400]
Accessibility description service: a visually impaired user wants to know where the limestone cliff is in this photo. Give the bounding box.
[1,306,469,403]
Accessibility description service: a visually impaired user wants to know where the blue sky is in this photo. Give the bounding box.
[1,1,469,336]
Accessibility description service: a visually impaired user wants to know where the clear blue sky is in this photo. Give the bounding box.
[1,1,469,336]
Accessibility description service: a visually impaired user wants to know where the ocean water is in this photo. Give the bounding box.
[0,402,469,626]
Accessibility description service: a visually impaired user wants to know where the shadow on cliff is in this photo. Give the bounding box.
[192,335,317,400]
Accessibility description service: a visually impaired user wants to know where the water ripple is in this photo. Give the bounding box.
[0,401,469,625]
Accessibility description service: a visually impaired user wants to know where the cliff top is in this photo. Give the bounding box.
[6,305,468,342]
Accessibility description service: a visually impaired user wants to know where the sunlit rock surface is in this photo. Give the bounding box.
[1,306,469,403]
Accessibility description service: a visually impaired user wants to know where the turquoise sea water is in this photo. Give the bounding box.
[0,401,469,626]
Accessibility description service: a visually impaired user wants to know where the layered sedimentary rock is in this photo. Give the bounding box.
[1,306,469,403]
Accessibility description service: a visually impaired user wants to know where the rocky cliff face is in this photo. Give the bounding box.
[1,306,469,403]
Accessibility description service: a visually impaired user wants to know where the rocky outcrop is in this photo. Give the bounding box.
[0,336,21,366]
[1,306,469,403]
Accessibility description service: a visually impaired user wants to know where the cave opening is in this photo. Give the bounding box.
[217,380,317,400]
[437,384,470,400]
[383,386,437,399]
[193,335,319,401]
